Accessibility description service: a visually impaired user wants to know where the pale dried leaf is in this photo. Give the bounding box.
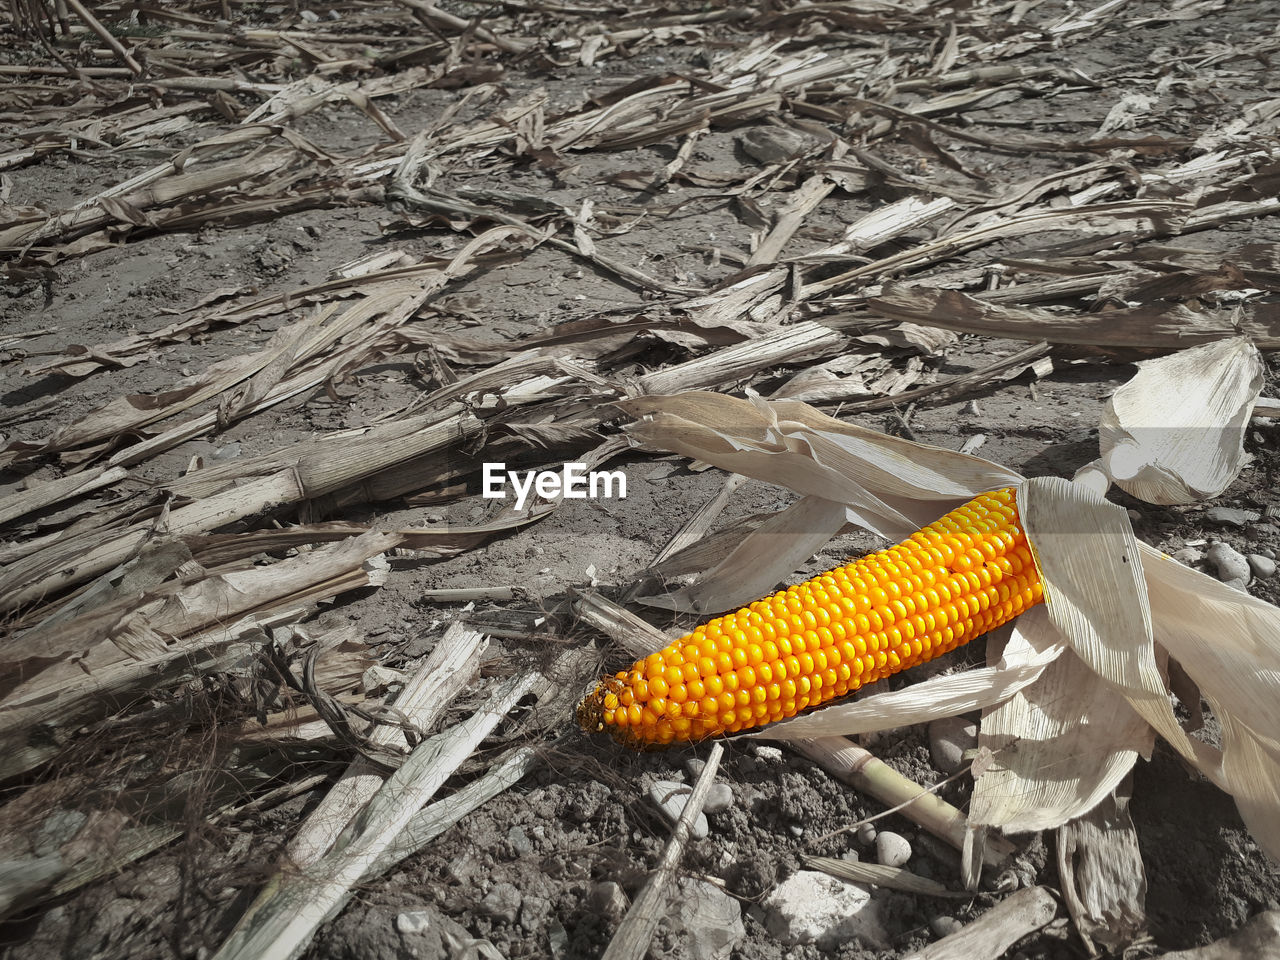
[1100,337,1263,503]
[1056,790,1148,953]
[971,625,1154,832]
[1020,477,1222,778]
[639,495,847,614]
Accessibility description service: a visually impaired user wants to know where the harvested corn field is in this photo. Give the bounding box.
[2,0,1280,958]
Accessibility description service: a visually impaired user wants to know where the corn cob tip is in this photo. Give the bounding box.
[576,684,607,735]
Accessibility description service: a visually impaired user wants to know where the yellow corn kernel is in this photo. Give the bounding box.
[576,488,1043,749]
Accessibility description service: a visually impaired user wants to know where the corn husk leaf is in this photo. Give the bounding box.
[638,495,848,614]
[1019,477,1223,769]
[971,638,1153,833]
[1056,787,1148,954]
[971,477,1159,832]
[1098,337,1263,504]
[622,386,1280,858]
[619,391,1021,542]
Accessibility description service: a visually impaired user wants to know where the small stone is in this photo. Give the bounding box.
[763,870,887,948]
[508,826,533,857]
[649,780,709,839]
[1247,522,1280,539]
[1224,577,1250,593]
[928,716,977,774]
[1263,548,1278,561]
[930,915,964,938]
[1127,508,1142,523]
[666,879,745,960]
[962,400,980,415]
[1249,554,1277,579]
[789,825,804,838]
[753,745,784,762]
[703,783,735,814]
[1207,542,1251,583]
[398,907,486,954]
[738,126,812,164]
[587,881,629,922]
[856,823,877,846]
[477,882,522,923]
[1172,547,1203,564]
[520,895,552,932]
[396,911,432,935]
[1205,506,1261,527]
[875,831,912,868]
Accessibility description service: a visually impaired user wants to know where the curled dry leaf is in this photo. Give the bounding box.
[1098,337,1263,504]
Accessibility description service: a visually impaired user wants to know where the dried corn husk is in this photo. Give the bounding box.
[1096,337,1263,503]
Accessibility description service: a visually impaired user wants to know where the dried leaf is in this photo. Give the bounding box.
[1099,337,1263,503]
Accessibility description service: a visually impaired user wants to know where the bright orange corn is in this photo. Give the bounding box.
[576,488,1043,748]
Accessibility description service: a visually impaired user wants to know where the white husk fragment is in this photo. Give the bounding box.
[971,636,1153,832]
[1098,337,1263,503]
[1020,478,1224,774]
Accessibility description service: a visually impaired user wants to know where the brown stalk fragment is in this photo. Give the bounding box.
[868,284,1280,350]
[1056,787,1148,955]
[902,886,1060,960]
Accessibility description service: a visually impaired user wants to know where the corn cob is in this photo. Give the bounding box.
[577,488,1043,748]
